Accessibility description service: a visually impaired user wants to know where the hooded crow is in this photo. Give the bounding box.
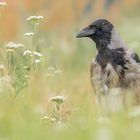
[76,19,140,106]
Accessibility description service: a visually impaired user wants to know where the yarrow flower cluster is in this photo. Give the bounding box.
[5,42,24,49]
[49,96,65,122]
[23,50,43,57]
[50,96,65,105]
[23,50,32,56]
[26,16,44,24]
[23,50,43,64]
[4,14,45,97]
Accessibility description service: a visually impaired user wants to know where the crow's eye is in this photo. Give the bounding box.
[95,25,101,29]
[96,25,100,27]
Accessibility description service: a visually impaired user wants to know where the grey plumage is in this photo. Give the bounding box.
[76,19,140,109]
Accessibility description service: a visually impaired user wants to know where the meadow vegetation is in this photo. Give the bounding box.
[0,1,140,140]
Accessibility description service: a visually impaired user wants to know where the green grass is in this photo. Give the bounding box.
[0,17,140,140]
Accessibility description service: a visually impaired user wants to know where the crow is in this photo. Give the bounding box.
[76,19,140,107]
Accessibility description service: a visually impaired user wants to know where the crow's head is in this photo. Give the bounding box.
[76,19,113,47]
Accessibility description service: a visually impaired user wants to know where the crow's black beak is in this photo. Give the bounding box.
[76,27,96,38]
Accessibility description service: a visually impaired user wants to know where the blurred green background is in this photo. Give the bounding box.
[0,0,140,140]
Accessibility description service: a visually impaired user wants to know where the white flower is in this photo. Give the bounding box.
[24,32,35,37]
[34,52,43,57]
[23,50,32,56]
[35,59,41,63]
[6,42,24,49]
[0,2,6,7]
[50,96,65,104]
[27,16,44,23]
[38,16,44,19]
